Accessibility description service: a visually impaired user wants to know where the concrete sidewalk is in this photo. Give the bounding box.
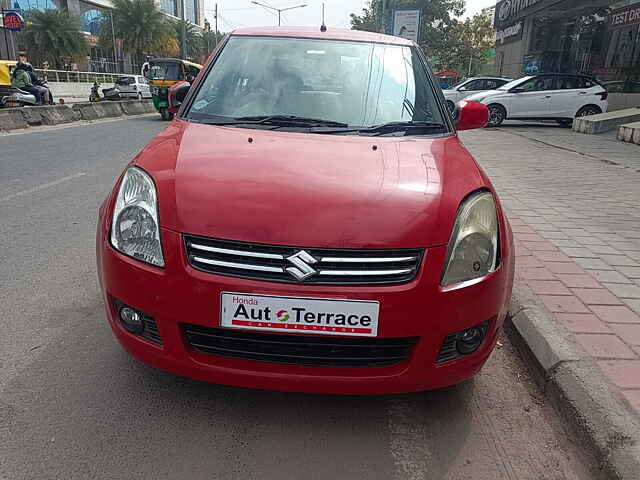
[461,124,640,417]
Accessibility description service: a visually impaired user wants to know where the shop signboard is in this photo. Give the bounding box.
[609,3,640,30]
[1,11,25,31]
[494,0,560,30]
[392,9,420,42]
[496,20,524,45]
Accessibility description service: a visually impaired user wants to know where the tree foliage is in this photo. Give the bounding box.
[99,0,173,61]
[19,9,88,68]
[173,19,201,59]
[350,0,497,74]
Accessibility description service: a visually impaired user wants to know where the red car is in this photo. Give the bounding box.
[97,27,514,394]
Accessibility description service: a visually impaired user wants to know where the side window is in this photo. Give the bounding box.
[519,76,555,92]
[579,78,595,88]
[485,79,501,89]
[462,79,483,90]
[558,76,580,90]
[495,79,509,88]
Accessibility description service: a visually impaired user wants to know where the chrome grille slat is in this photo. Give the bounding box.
[192,256,284,273]
[318,269,413,276]
[320,256,416,263]
[190,243,284,260]
[184,235,424,285]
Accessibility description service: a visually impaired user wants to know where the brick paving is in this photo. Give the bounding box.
[461,125,640,417]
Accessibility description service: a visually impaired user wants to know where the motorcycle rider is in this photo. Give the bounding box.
[24,63,51,104]
[11,62,45,104]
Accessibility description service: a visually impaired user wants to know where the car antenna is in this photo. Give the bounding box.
[320,3,326,32]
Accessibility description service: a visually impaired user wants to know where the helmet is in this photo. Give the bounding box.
[23,62,34,71]
[15,61,27,70]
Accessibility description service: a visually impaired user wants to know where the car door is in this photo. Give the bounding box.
[549,75,582,117]
[509,75,556,118]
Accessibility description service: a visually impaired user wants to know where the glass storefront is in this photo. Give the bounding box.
[524,0,640,92]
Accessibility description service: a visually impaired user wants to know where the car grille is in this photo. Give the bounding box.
[142,317,163,345]
[184,235,423,285]
[183,323,418,367]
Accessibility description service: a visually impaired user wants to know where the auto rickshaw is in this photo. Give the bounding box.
[0,59,37,108]
[145,58,202,120]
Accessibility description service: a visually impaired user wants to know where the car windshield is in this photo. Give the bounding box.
[497,76,532,90]
[148,63,181,81]
[185,36,446,131]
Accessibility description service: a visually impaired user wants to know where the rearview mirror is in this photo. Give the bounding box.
[455,100,489,131]
[168,81,191,114]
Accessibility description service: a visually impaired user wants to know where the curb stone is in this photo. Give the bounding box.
[0,100,153,132]
[507,282,640,479]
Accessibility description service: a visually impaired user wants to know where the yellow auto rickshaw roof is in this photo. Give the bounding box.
[0,60,18,85]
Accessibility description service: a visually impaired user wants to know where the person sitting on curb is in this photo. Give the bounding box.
[11,62,45,105]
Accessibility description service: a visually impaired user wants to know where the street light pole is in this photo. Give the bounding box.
[250,1,307,27]
[109,11,118,73]
[180,0,186,58]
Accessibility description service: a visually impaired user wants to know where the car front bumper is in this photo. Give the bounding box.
[97,215,514,394]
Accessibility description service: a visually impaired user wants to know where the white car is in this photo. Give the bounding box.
[464,74,609,127]
[114,75,152,99]
[442,77,512,114]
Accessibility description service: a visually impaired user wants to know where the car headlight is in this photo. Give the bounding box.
[441,191,498,286]
[110,167,164,267]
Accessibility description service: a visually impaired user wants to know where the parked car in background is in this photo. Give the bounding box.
[115,75,152,99]
[465,74,608,127]
[443,77,512,114]
[97,27,514,395]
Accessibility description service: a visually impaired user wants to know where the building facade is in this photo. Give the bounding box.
[494,0,640,99]
[1,0,205,69]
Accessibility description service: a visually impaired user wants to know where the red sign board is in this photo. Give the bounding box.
[2,11,25,31]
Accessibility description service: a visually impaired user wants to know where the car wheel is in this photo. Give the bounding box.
[446,100,456,116]
[487,104,506,127]
[160,108,174,121]
[576,105,602,118]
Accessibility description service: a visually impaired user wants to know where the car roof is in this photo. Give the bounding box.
[465,76,512,81]
[231,26,414,46]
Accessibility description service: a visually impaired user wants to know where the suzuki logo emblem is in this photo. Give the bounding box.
[285,250,318,281]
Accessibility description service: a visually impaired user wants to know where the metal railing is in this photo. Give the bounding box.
[34,69,135,84]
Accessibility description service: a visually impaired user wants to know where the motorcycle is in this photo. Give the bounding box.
[0,85,37,108]
[89,82,121,102]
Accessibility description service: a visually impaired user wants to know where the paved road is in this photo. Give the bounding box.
[1,117,591,479]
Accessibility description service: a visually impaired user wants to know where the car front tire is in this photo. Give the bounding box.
[487,104,506,127]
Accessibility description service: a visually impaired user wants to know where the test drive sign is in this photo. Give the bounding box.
[609,4,640,30]
[2,11,25,31]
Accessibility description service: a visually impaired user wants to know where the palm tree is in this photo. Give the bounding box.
[199,29,224,59]
[100,0,172,65]
[19,9,88,69]
[173,19,201,59]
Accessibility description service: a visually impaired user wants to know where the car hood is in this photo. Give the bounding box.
[134,120,488,249]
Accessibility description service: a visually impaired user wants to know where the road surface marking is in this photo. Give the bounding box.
[0,172,87,203]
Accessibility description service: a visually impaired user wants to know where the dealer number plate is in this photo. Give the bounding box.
[220,292,379,337]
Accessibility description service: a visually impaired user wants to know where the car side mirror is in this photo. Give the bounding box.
[168,81,191,113]
[458,86,468,92]
[510,87,525,93]
[455,100,489,131]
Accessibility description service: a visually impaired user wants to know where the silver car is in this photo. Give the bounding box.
[114,75,152,99]
[442,77,512,114]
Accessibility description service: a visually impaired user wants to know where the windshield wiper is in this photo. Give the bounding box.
[189,114,348,128]
[313,121,446,136]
